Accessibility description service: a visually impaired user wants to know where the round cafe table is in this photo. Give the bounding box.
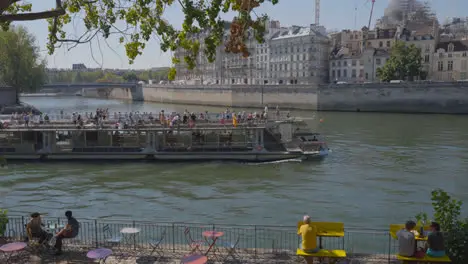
[202,231,224,257]
[120,227,141,249]
[0,242,27,264]
[181,254,208,264]
[87,248,112,263]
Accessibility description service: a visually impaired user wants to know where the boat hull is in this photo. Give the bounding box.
[0,151,326,162]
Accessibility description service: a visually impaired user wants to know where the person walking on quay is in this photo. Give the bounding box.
[54,210,80,255]
[397,220,416,257]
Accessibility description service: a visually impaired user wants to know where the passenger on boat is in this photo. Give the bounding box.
[298,215,319,253]
[24,114,30,127]
[24,212,53,245]
[54,211,80,255]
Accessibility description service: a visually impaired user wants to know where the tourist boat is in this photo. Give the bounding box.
[0,116,329,162]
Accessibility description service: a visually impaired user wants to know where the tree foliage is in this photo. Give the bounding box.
[0,0,278,80]
[0,209,7,237]
[0,26,47,96]
[376,41,424,82]
[428,189,468,264]
[47,68,169,83]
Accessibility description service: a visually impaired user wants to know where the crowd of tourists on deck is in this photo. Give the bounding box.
[0,106,289,129]
[24,211,80,256]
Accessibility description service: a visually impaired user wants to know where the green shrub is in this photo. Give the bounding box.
[0,209,8,237]
[431,189,468,264]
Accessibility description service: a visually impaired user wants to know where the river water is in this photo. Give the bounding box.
[1,96,467,229]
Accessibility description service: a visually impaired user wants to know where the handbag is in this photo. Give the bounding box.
[415,248,426,258]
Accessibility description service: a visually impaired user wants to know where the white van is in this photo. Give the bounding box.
[389,80,404,83]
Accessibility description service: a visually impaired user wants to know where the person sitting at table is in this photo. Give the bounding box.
[25,212,53,246]
[297,215,319,253]
[425,222,445,257]
[54,210,80,255]
[397,220,417,257]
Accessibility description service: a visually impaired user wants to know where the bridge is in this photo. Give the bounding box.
[40,83,138,94]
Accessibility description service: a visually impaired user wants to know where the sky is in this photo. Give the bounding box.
[13,0,468,70]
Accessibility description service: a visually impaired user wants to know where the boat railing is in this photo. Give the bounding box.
[0,111,297,124]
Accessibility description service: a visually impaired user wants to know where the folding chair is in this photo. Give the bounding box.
[149,230,166,259]
[221,236,241,262]
[102,225,122,253]
[184,227,205,255]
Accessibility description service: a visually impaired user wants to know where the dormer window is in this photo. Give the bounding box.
[448,43,455,52]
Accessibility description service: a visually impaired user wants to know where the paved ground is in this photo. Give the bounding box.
[3,245,397,264]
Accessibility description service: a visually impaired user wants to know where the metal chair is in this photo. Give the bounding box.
[102,224,122,253]
[184,227,205,255]
[148,230,166,259]
[221,236,241,262]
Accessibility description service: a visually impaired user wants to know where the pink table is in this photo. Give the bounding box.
[181,254,208,264]
[87,248,112,263]
[202,231,224,257]
[0,242,27,264]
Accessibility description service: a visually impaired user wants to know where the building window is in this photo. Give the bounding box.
[437,61,443,71]
[350,35,354,40]
[365,73,369,79]
[463,52,467,57]
[448,43,454,52]
[352,69,357,78]
[448,53,452,58]
[338,61,341,67]
[344,61,348,66]
[439,53,444,58]
[448,61,453,71]
[461,72,467,80]
[332,70,335,78]
[424,55,430,63]
[379,41,383,47]
[352,60,356,66]
[332,62,335,67]
[386,41,391,47]
[343,69,347,77]
[337,70,341,78]
[376,58,381,65]
[462,60,467,71]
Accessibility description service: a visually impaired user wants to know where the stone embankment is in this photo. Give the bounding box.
[81,82,468,114]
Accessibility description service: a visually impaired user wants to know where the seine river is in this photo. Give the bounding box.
[1,96,467,230]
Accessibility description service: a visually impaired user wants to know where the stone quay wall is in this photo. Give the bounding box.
[142,85,318,110]
[81,82,468,114]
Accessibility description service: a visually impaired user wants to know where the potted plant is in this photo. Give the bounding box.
[0,209,8,245]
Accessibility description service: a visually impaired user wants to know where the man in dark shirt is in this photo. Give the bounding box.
[54,210,80,255]
[426,222,446,257]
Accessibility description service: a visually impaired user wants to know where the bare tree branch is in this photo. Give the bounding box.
[0,0,64,22]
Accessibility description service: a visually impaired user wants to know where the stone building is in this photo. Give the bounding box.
[432,41,468,81]
[268,25,329,85]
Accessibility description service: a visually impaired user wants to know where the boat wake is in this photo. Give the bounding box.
[247,158,303,165]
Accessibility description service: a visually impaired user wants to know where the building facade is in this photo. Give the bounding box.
[173,21,329,85]
[268,25,329,85]
[432,41,468,81]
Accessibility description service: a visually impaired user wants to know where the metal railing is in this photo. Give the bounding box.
[4,216,401,260]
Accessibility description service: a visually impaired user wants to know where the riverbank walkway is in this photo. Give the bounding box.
[1,216,411,263]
